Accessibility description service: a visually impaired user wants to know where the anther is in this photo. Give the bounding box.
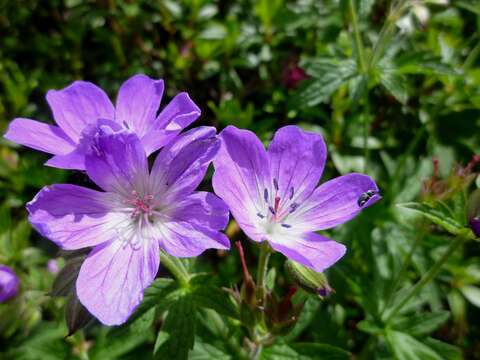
[268,206,276,215]
[264,188,269,202]
[289,203,299,213]
[289,187,294,200]
[273,178,279,191]
[281,223,291,228]
[257,213,265,219]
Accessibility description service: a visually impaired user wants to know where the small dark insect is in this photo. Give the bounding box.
[357,190,377,207]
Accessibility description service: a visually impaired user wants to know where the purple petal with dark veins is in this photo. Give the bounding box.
[76,236,159,326]
[27,184,126,250]
[291,173,380,231]
[268,232,346,272]
[212,126,271,242]
[46,81,115,142]
[268,125,327,205]
[115,74,164,138]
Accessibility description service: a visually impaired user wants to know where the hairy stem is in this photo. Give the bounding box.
[256,242,271,308]
[159,251,190,287]
[348,0,367,73]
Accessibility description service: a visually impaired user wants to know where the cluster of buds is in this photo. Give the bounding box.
[232,242,333,337]
[422,155,480,200]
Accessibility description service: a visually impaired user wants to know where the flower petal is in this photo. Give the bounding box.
[268,232,346,272]
[76,237,159,326]
[291,173,380,231]
[0,265,19,302]
[212,126,270,242]
[268,125,326,205]
[46,81,115,142]
[4,118,75,155]
[45,148,85,170]
[169,191,230,231]
[85,129,149,196]
[155,221,230,258]
[140,129,179,156]
[155,92,201,132]
[115,74,164,138]
[150,126,220,199]
[27,184,126,250]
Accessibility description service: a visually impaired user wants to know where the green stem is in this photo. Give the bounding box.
[463,40,480,71]
[369,1,410,69]
[383,235,465,322]
[256,242,271,306]
[363,94,370,173]
[348,0,367,73]
[159,251,190,287]
[382,229,423,314]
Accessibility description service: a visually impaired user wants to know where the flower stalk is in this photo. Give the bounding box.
[256,242,271,309]
[159,251,190,288]
[348,0,367,74]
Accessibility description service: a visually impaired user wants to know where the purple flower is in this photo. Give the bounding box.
[47,259,59,274]
[27,126,230,325]
[212,125,380,272]
[4,74,200,170]
[0,265,19,302]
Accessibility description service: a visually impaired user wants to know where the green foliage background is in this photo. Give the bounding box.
[1,0,480,359]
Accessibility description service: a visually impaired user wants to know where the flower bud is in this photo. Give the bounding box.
[0,265,19,302]
[468,188,480,237]
[285,260,332,297]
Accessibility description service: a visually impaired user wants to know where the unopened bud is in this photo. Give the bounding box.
[468,189,480,237]
[285,260,332,297]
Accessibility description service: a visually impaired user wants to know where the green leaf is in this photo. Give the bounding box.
[391,311,450,336]
[396,52,458,76]
[284,297,320,342]
[90,328,149,360]
[397,202,474,238]
[378,68,408,104]
[6,323,70,360]
[128,278,179,323]
[128,307,156,334]
[459,285,480,308]
[291,343,350,360]
[190,284,239,319]
[385,330,442,360]
[423,338,463,360]
[155,295,196,360]
[261,343,349,360]
[190,340,231,360]
[292,59,357,107]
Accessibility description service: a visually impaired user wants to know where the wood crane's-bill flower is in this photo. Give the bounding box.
[0,265,19,302]
[4,74,200,170]
[212,125,380,272]
[27,126,230,325]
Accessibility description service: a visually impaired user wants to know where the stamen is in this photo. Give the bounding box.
[281,223,291,228]
[264,188,269,202]
[273,178,279,191]
[274,196,281,213]
[124,190,154,219]
[257,212,265,219]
